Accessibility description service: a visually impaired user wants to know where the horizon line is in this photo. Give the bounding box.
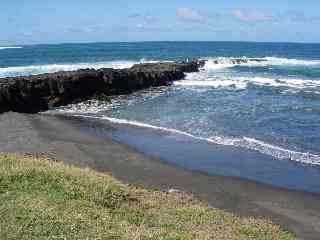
[2,40,320,47]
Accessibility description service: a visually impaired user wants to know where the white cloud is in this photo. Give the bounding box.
[232,9,273,22]
[176,8,207,23]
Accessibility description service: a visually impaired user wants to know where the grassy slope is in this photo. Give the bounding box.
[0,154,294,240]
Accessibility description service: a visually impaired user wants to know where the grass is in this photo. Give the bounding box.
[0,154,295,240]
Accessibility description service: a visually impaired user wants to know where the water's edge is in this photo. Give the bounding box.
[48,113,320,194]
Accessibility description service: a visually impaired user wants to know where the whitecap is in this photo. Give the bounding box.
[200,56,320,71]
[0,59,176,78]
[175,74,320,91]
[0,61,137,78]
[264,57,320,66]
[0,46,22,50]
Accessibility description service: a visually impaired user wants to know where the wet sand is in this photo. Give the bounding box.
[1,112,320,239]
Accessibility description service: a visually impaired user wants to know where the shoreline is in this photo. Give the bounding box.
[69,113,320,194]
[1,112,320,239]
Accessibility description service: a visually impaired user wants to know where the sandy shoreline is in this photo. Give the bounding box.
[1,112,320,239]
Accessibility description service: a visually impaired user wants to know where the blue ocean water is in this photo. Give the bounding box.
[2,41,320,168]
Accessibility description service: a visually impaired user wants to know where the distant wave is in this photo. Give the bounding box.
[175,73,320,93]
[264,57,320,66]
[53,113,320,166]
[2,56,319,78]
[0,46,22,50]
[0,59,168,78]
[201,56,320,70]
[0,61,138,78]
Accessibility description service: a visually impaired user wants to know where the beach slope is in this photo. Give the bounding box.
[0,112,320,239]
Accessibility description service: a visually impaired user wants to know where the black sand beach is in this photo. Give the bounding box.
[1,112,320,239]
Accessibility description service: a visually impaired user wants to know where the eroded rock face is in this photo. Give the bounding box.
[0,61,201,114]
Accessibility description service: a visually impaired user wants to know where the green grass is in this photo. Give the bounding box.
[0,154,295,240]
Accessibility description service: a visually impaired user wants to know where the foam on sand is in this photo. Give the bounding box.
[55,113,320,166]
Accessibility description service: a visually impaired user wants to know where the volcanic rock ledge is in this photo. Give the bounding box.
[0,61,203,114]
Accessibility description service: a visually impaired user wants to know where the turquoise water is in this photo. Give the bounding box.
[2,41,320,167]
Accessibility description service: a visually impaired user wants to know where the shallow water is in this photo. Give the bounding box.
[62,115,320,193]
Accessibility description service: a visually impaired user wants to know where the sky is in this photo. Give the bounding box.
[1,0,320,45]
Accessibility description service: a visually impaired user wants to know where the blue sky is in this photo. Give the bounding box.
[1,0,320,45]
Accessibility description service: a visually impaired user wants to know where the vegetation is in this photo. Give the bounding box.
[0,154,294,240]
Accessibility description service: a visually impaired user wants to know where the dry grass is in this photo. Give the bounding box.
[0,154,295,240]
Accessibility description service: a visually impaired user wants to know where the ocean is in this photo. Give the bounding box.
[2,41,320,191]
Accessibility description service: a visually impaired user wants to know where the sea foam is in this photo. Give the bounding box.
[201,56,320,71]
[0,46,22,50]
[175,74,320,91]
[52,113,320,166]
[0,61,137,78]
[0,59,168,78]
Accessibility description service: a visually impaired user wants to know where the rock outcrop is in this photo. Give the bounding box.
[0,61,203,114]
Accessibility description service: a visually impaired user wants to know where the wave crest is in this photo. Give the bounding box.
[201,56,320,71]
[175,74,320,92]
[0,46,22,50]
[0,61,137,78]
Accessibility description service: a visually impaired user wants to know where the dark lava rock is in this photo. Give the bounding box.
[0,61,202,114]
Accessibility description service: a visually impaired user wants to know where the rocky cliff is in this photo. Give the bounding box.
[0,61,203,114]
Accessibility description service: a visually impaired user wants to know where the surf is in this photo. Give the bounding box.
[200,56,320,71]
[175,75,320,91]
[47,112,320,166]
[0,60,137,78]
[0,46,22,50]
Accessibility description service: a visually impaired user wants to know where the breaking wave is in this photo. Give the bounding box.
[1,56,319,78]
[57,113,320,166]
[175,74,320,92]
[201,56,320,70]
[0,46,22,50]
[0,60,138,78]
